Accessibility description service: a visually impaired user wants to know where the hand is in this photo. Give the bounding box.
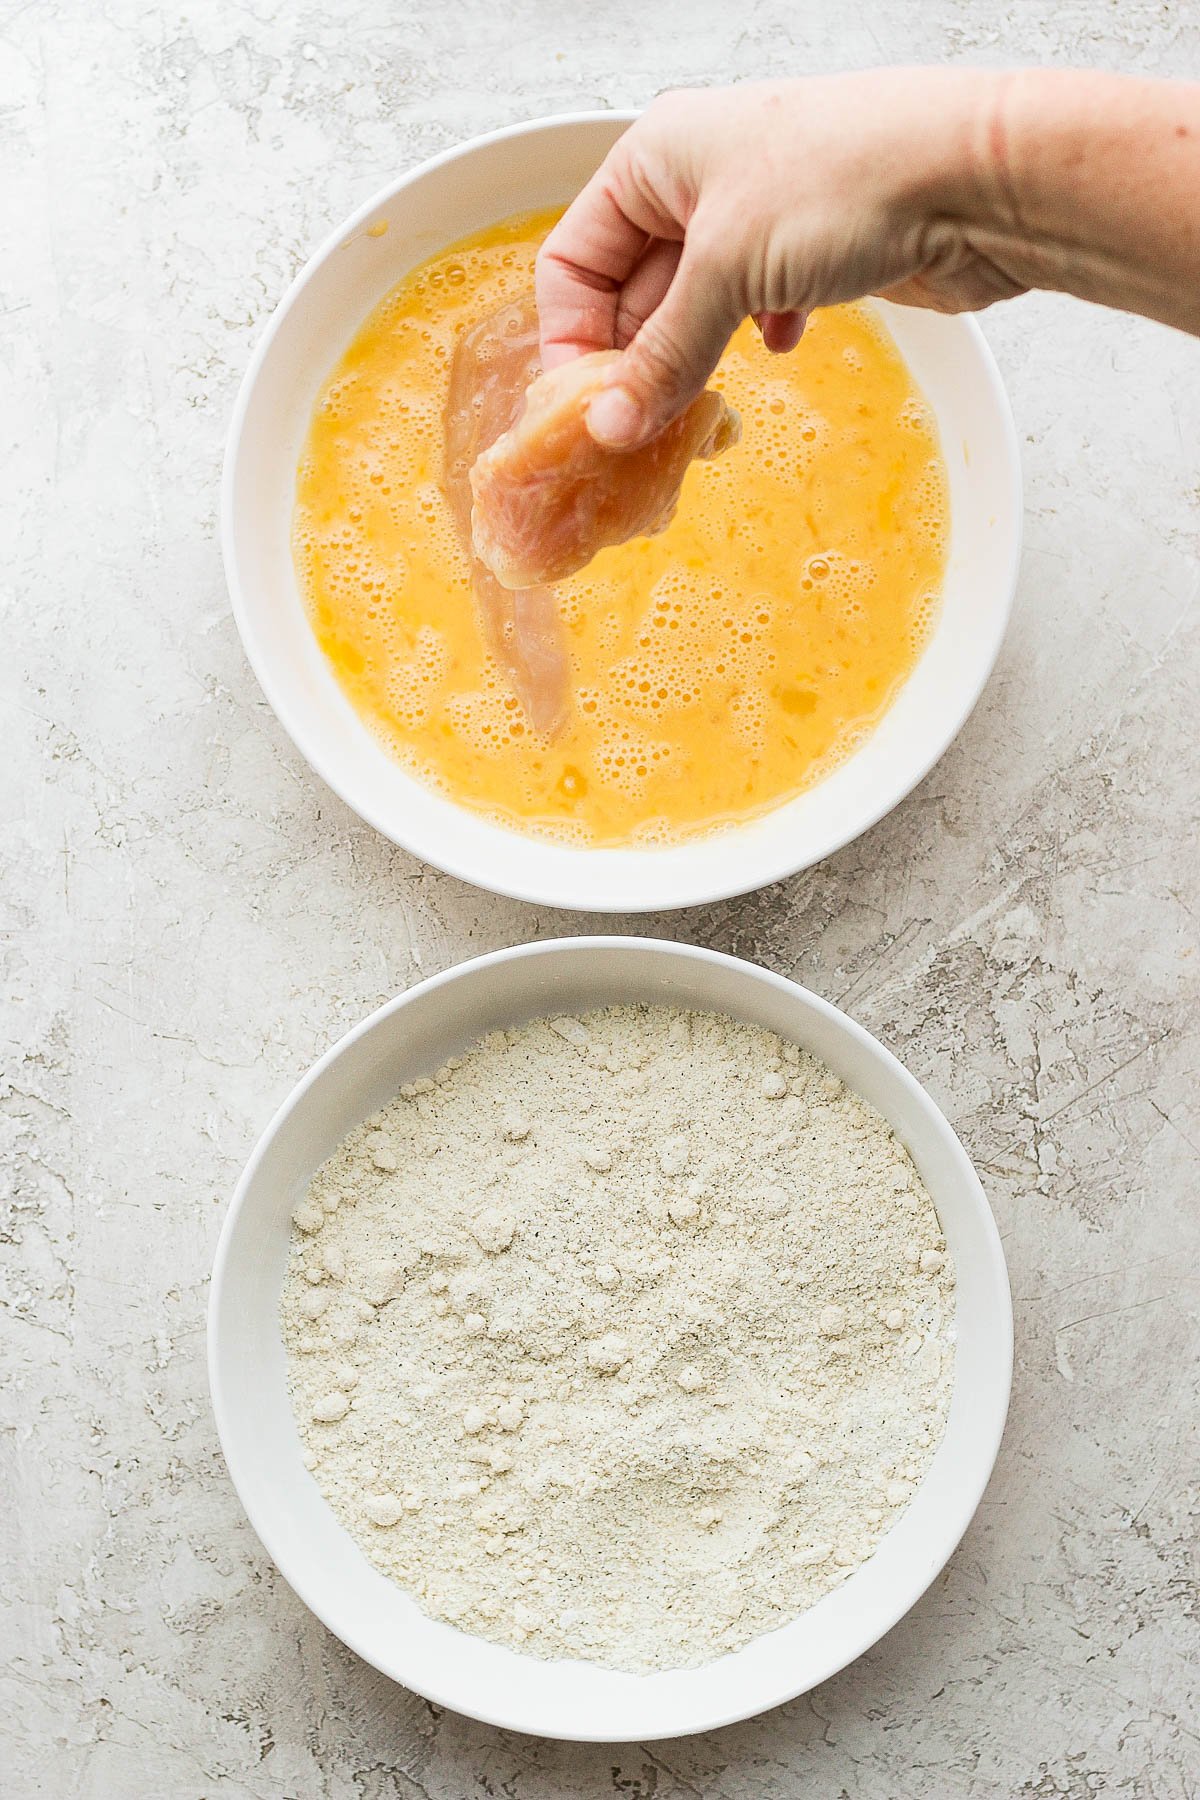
[536,70,1021,448]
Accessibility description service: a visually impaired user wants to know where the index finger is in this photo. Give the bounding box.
[535,137,683,368]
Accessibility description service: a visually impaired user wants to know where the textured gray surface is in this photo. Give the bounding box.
[4,2,1199,1794]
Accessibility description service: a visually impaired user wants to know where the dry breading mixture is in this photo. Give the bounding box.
[281,1006,954,1671]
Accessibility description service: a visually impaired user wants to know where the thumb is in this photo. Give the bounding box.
[586,241,740,449]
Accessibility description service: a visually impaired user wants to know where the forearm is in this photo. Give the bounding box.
[963,69,1200,335]
[539,66,1200,445]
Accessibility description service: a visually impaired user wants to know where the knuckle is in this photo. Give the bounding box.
[612,294,646,348]
[682,223,728,285]
[683,201,745,280]
[628,317,692,397]
[645,87,688,126]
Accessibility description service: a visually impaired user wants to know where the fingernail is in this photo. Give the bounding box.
[587,385,643,448]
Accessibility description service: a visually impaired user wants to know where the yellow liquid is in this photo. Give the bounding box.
[294,210,948,846]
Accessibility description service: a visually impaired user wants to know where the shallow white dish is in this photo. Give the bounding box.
[209,938,1011,1741]
[222,112,1022,913]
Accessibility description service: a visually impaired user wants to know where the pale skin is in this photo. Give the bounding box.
[535,68,1200,448]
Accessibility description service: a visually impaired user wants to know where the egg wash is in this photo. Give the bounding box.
[293,210,949,846]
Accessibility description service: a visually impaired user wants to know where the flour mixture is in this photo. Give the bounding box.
[281,1007,955,1671]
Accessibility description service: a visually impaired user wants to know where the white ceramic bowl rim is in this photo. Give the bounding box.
[222,113,1023,913]
[208,936,1013,1740]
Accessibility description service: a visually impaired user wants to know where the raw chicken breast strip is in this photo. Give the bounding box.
[442,298,570,738]
[469,352,741,590]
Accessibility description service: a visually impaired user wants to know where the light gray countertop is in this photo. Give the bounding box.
[5,2,1198,1794]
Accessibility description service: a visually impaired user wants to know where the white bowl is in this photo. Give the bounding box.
[209,938,1011,1741]
[223,113,1022,913]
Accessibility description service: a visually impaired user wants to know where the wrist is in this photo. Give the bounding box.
[950,69,1200,328]
[900,66,1111,300]
[900,66,1017,227]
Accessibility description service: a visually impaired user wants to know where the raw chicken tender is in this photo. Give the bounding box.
[442,298,570,737]
[469,353,741,590]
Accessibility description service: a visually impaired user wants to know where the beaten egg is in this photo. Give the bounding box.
[294,209,949,846]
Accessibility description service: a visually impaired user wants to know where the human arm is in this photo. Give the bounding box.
[535,69,1200,447]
